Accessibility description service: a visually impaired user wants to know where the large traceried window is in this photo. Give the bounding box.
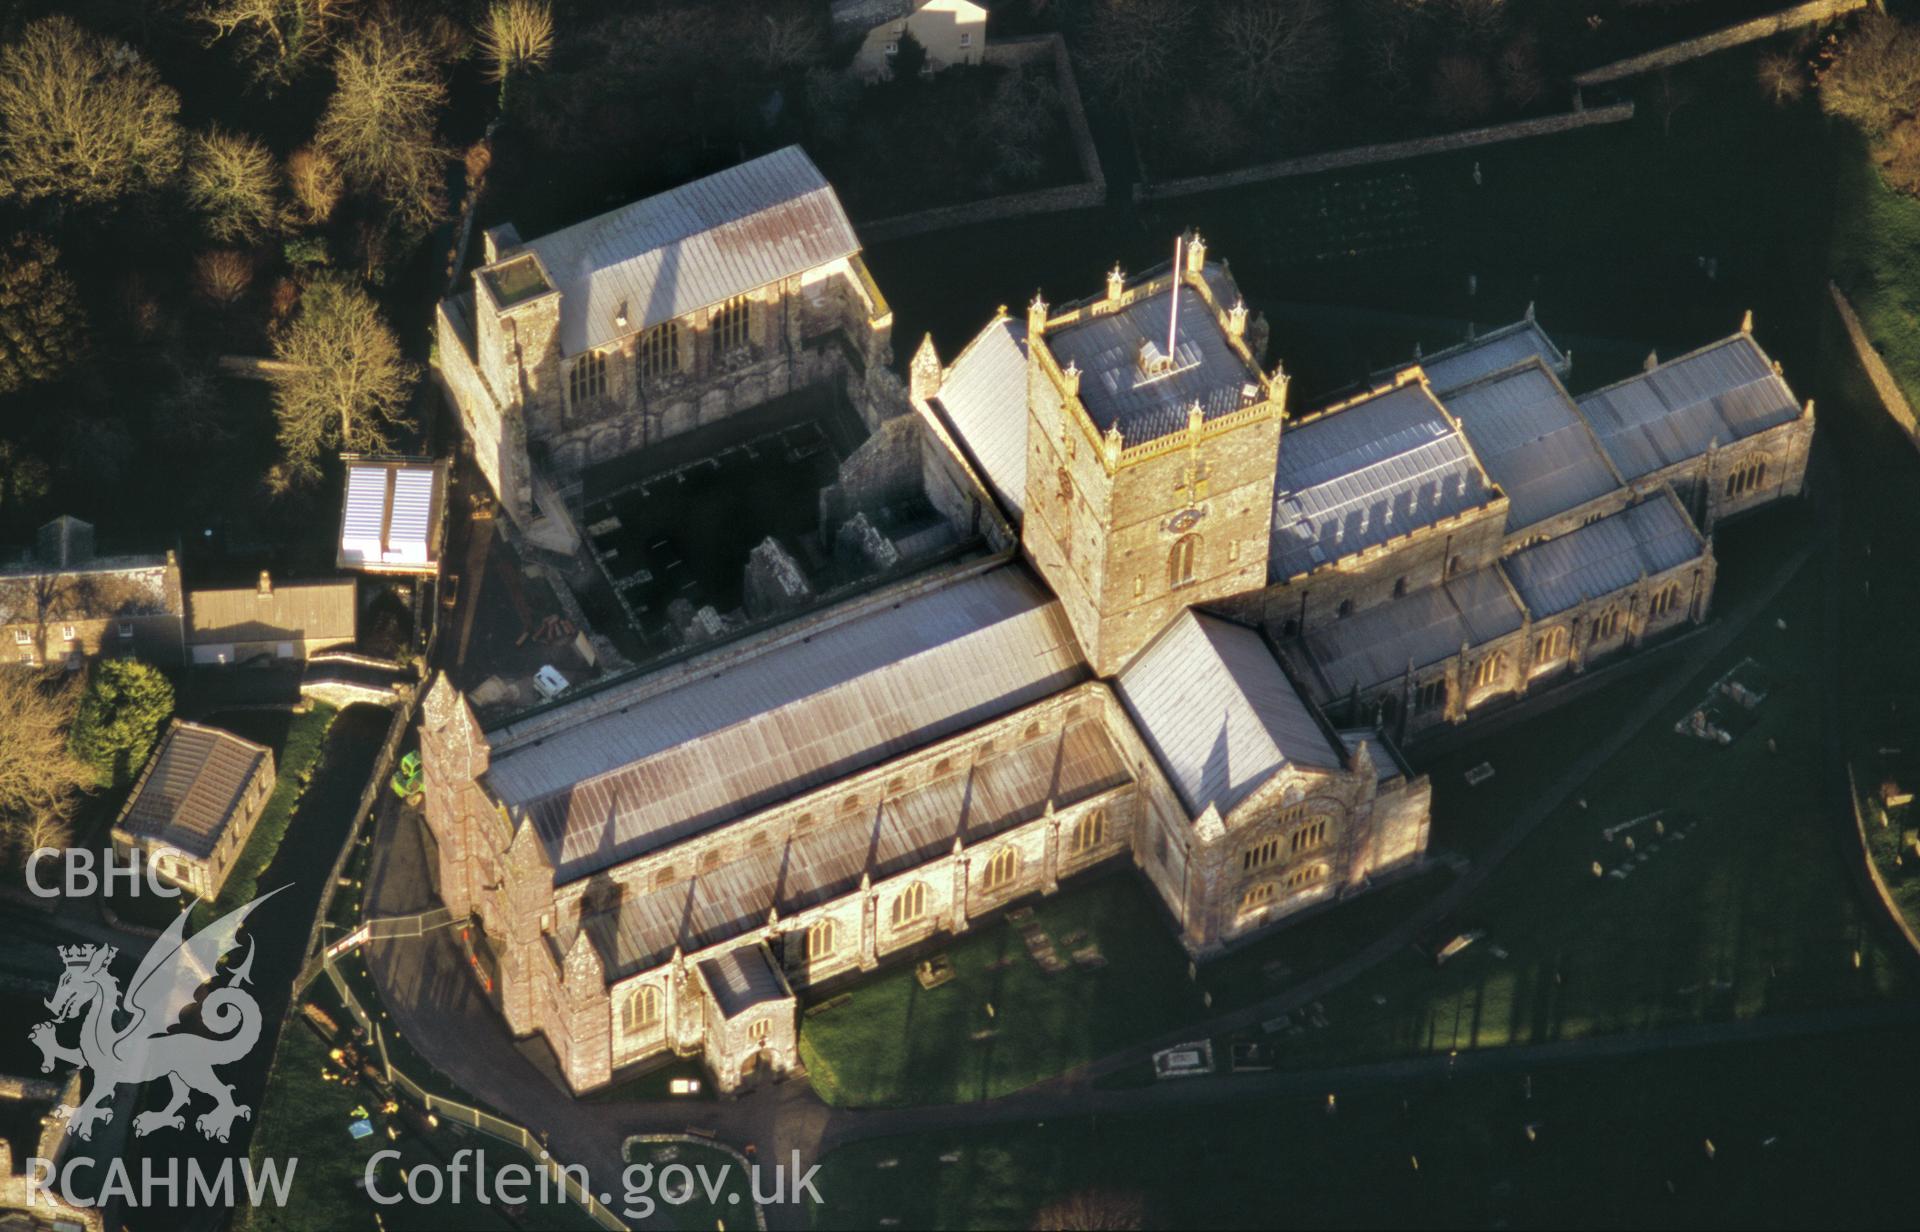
[639,321,680,381]
[713,296,751,354]
[569,348,608,406]
[1648,583,1683,619]
[1725,458,1768,498]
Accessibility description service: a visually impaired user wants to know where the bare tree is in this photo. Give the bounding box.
[316,18,449,232]
[195,249,254,305]
[1497,31,1544,109]
[1649,67,1695,138]
[186,128,283,241]
[1215,0,1338,114]
[268,274,415,485]
[1083,0,1198,103]
[475,0,553,84]
[196,0,353,84]
[1031,1189,1147,1231]
[1431,52,1495,126]
[1818,11,1920,136]
[284,144,342,224]
[1445,0,1510,47]
[0,669,91,867]
[1755,50,1807,106]
[0,16,184,206]
[749,5,825,74]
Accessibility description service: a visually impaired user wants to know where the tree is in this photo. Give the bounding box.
[1031,1190,1147,1231]
[68,658,175,788]
[1215,0,1337,113]
[0,16,184,207]
[316,19,450,232]
[889,28,929,82]
[1818,12,1920,136]
[268,275,415,484]
[476,0,554,84]
[1083,0,1198,103]
[0,669,91,867]
[1497,30,1545,109]
[750,4,824,74]
[285,144,343,224]
[1756,49,1808,106]
[186,128,283,242]
[0,234,86,398]
[195,249,255,306]
[196,0,350,85]
[1431,52,1494,126]
[0,440,51,515]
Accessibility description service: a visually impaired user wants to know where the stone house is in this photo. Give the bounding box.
[110,719,276,900]
[833,0,988,80]
[0,516,184,670]
[185,573,356,666]
[436,146,894,552]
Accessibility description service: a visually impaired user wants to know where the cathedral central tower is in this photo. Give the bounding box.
[1020,236,1286,675]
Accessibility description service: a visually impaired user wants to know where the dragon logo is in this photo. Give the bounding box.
[29,887,283,1143]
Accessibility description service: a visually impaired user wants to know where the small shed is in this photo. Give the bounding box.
[338,457,448,575]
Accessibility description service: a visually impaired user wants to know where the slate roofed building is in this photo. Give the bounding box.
[423,207,1809,1100]
[186,573,356,666]
[0,516,184,669]
[110,719,276,899]
[436,146,894,550]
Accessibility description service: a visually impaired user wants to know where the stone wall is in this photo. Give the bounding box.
[1571,0,1870,88]
[1135,102,1637,204]
[1829,280,1919,452]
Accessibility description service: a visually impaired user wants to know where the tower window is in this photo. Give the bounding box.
[1168,534,1200,589]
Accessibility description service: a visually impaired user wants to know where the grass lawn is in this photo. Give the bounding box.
[240,1014,602,1232]
[806,1025,1920,1230]
[1243,540,1909,1074]
[799,874,1203,1107]
[624,1140,755,1232]
[800,866,1456,1107]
